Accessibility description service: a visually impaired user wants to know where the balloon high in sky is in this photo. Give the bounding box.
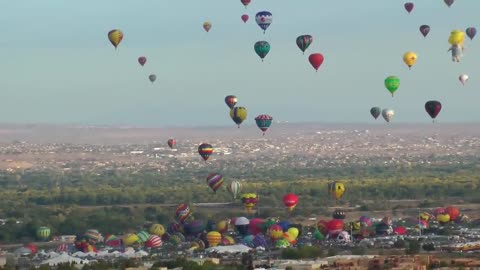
[2,1,480,125]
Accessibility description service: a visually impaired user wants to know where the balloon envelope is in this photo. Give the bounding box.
[444,0,454,7]
[459,74,469,85]
[404,2,414,13]
[255,11,272,33]
[382,109,394,123]
[241,14,249,23]
[149,74,157,83]
[385,76,400,97]
[466,27,477,40]
[108,29,123,49]
[403,51,417,69]
[420,25,430,37]
[254,41,270,61]
[296,35,313,54]
[203,22,212,32]
[308,53,324,71]
[425,100,442,120]
[138,56,147,66]
[370,107,381,120]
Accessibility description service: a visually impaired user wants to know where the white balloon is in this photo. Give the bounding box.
[459,74,469,86]
[382,109,395,123]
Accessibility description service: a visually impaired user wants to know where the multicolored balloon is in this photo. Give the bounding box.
[108,29,123,50]
[198,143,214,162]
[227,180,242,200]
[254,41,270,61]
[149,74,157,83]
[241,193,258,212]
[206,173,224,193]
[230,107,248,127]
[255,114,273,136]
[138,56,147,67]
[203,22,212,32]
[459,74,469,86]
[384,76,400,97]
[404,2,414,13]
[296,35,313,54]
[225,95,237,110]
[241,14,249,23]
[382,109,395,123]
[282,193,299,212]
[328,181,345,201]
[308,53,324,71]
[466,27,477,40]
[370,107,381,120]
[175,203,191,223]
[167,138,176,149]
[403,51,417,69]
[255,11,272,34]
[36,226,51,241]
[425,100,442,122]
[419,25,430,37]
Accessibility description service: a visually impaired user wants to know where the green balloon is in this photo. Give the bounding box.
[384,76,400,97]
[254,41,270,61]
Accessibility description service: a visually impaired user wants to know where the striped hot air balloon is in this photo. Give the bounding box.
[198,143,214,162]
[206,173,224,193]
[136,231,150,243]
[145,235,162,248]
[206,231,222,247]
[227,180,242,199]
[36,226,51,241]
[255,114,273,136]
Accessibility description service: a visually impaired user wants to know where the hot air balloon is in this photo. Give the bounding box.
[448,30,465,62]
[206,231,222,247]
[206,173,224,193]
[254,41,270,61]
[382,109,394,123]
[36,226,51,241]
[403,51,417,69]
[332,209,346,220]
[282,193,299,212]
[459,74,469,85]
[228,180,242,199]
[175,203,191,223]
[308,53,324,72]
[198,143,213,162]
[419,25,430,37]
[445,206,460,221]
[255,114,273,136]
[145,235,162,248]
[167,138,176,149]
[425,100,442,122]
[225,95,237,110]
[230,107,248,127]
[203,21,212,33]
[296,35,313,54]
[241,0,251,8]
[328,181,346,201]
[149,224,165,236]
[138,56,147,67]
[466,27,477,40]
[404,2,414,13]
[241,193,258,212]
[370,107,381,120]
[149,74,157,83]
[241,14,249,23]
[108,29,123,50]
[255,11,272,34]
[444,0,454,7]
[384,76,400,97]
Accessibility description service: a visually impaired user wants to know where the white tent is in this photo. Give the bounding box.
[205,244,252,254]
[41,253,90,266]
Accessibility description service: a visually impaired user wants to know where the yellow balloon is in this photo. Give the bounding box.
[449,30,465,45]
[328,181,345,200]
[122,233,139,246]
[230,107,248,127]
[108,29,124,49]
[206,231,222,247]
[149,224,165,236]
[287,227,299,239]
[437,214,451,223]
[403,52,417,69]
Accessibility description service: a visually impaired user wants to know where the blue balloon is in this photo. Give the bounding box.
[277,221,291,232]
[255,11,272,34]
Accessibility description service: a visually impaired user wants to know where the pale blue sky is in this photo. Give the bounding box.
[0,0,479,126]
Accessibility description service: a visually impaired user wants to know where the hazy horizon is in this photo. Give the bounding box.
[1,1,480,126]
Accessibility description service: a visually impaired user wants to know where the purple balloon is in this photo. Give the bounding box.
[466,27,477,40]
[444,0,454,7]
[419,25,430,37]
[404,2,414,13]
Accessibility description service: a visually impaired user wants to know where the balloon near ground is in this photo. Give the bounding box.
[198,143,214,162]
[255,114,273,135]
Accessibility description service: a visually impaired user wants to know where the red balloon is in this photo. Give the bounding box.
[241,0,251,7]
[241,14,249,23]
[308,53,324,71]
[393,226,407,235]
[433,207,445,216]
[24,243,37,254]
[138,56,147,66]
[327,219,344,235]
[317,220,329,235]
[404,2,414,13]
[445,206,460,221]
[282,193,299,210]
